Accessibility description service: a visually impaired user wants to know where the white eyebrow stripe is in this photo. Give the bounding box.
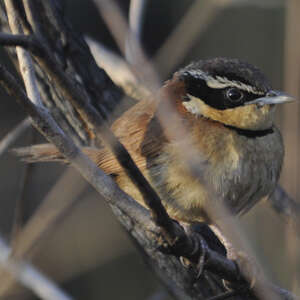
[185,70,265,95]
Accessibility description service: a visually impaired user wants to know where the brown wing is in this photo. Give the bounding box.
[98,99,159,174]
[14,99,158,176]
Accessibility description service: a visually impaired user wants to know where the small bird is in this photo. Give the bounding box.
[15,57,294,225]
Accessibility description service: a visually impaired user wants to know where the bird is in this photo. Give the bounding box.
[14,57,294,225]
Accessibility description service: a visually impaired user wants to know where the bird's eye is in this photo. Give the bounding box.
[225,88,243,102]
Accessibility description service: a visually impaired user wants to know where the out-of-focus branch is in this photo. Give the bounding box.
[155,0,234,77]
[128,0,146,41]
[0,168,89,296]
[86,36,151,101]
[0,235,72,300]
[0,117,31,156]
[269,185,300,234]
[126,0,147,63]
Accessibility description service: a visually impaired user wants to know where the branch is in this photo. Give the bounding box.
[126,0,147,63]
[4,0,42,106]
[86,36,151,101]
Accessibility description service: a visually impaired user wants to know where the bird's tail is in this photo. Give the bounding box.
[12,144,101,164]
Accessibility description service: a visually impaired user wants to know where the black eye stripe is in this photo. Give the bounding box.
[184,77,263,110]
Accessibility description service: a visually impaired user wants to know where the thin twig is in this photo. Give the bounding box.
[0,117,31,156]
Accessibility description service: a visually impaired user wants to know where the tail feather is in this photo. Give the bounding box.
[12,144,115,171]
[12,144,66,163]
[13,143,126,176]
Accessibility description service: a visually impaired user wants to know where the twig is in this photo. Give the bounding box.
[94,0,159,92]
[0,235,73,300]
[0,117,31,156]
[4,0,42,106]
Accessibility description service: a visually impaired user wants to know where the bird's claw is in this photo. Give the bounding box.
[178,234,208,279]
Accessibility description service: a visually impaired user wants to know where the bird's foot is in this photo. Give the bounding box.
[181,222,227,278]
[157,222,228,280]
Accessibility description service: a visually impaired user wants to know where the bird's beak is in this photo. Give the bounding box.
[246,90,296,106]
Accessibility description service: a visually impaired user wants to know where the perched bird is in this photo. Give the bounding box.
[15,57,294,225]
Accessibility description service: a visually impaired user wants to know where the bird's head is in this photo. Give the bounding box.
[168,57,294,131]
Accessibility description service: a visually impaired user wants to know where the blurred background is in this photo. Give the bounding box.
[0,0,299,299]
